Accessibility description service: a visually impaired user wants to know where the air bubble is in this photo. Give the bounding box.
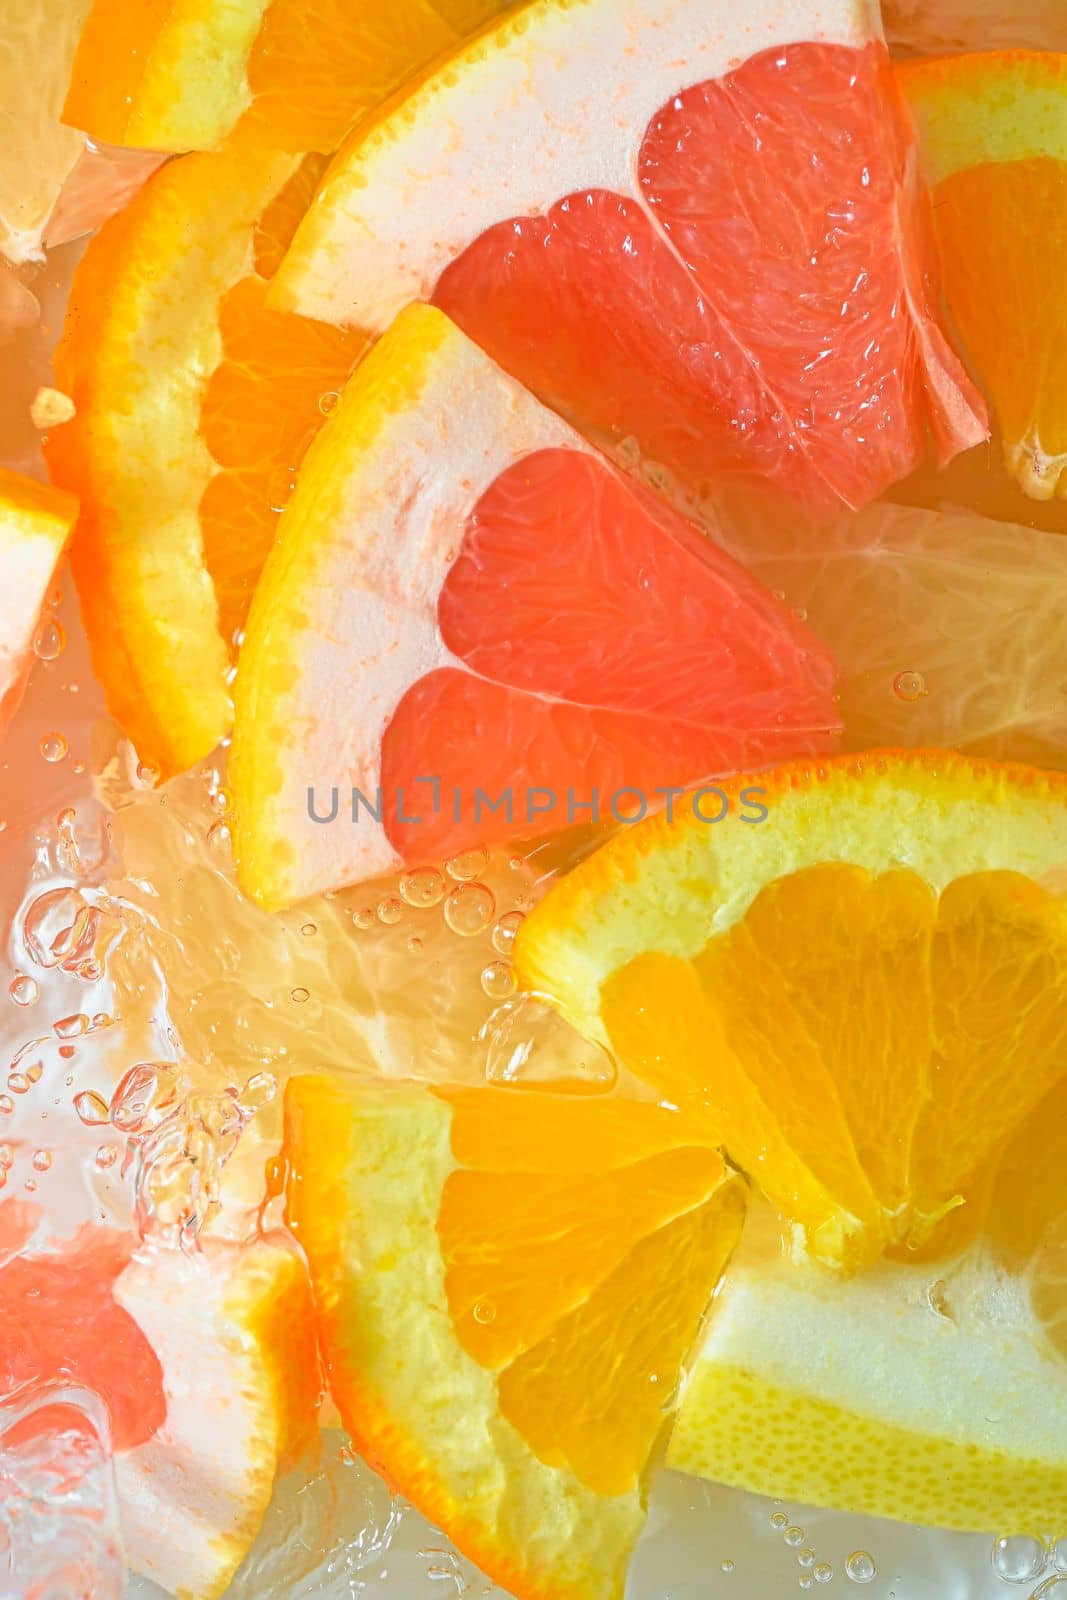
[31,1150,52,1173]
[300,922,317,937]
[95,1145,119,1170]
[721,1560,735,1574]
[0,1096,12,1115]
[74,1091,110,1126]
[318,390,340,416]
[7,1074,29,1095]
[444,882,495,938]
[40,731,68,763]
[492,910,525,957]
[481,961,516,1000]
[24,887,99,970]
[813,1564,834,1584]
[771,1513,790,1531]
[407,935,423,954]
[797,1552,816,1569]
[377,897,404,926]
[290,987,310,1004]
[8,975,39,1006]
[445,848,489,883]
[110,1063,181,1134]
[207,820,231,850]
[54,1013,89,1040]
[352,907,375,931]
[800,1582,813,1593]
[1051,1539,1067,1575]
[0,1146,12,1168]
[845,1552,876,1584]
[893,670,927,702]
[136,761,160,787]
[992,1536,1047,1584]
[33,619,66,661]
[472,1300,496,1325]
[785,1528,806,1548]
[400,868,445,908]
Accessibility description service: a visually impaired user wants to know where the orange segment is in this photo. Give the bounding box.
[0,468,78,742]
[63,0,507,154]
[516,751,1067,1268]
[283,1074,745,1600]
[900,52,1067,500]
[46,145,361,774]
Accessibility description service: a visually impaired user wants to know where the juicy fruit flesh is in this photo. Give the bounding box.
[603,863,1067,1266]
[929,157,1067,499]
[435,40,986,518]
[382,445,840,860]
[0,1229,165,1453]
[284,1076,747,1600]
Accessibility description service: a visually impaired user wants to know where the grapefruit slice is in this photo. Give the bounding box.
[0,468,77,743]
[283,1074,747,1600]
[899,52,1067,501]
[0,1225,319,1600]
[62,0,508,156]
[274,0,987,517]
[514,751,1067,1269]
[230,304,841,910]
[46,145,362,775]
[712,490,1067,766]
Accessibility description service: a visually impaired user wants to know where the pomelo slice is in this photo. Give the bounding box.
[230,304,841,910]
[515,751,1067,1269]
[114,1233,320,1600]
[46,145,362,775]
[899,52,1067,501]
[711,491,1067,766]
[283,1074,747,1600]
[275,0,987,517]
[669,1203,1067,1534]
[62,0,508,155]
[0,467,77,742]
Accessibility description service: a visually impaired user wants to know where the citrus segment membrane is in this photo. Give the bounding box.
[46,146,360,775]
[276,0,987,515]
[232,304,839,908]
[515,752,1067,1266]
[284,1074,746,1600]
[900,52,1067,500]
[62,0,508,155]
[0,468,77,741]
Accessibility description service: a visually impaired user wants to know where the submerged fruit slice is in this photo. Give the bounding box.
[900,52,1067,500]
[712,491,1067,766]
[231,304,840,909]
[46,146,362,775]
[283,1074,746,1600]
[0,468,77,742]
[515,751,1067,1268]
[669,1204,1067,1533]
[115,1233,320,1600]
[276,0,986,516]
[63,0,507,155]
[885,0,1067,55]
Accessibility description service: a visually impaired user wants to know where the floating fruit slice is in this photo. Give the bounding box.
[515,751,1067,1268]
[283,1074,746,1600]
[0,467,77,741]
[275,0,987,517]
[668,1199,1067,1533]
[46,145,362,775]
[899,52,1067,501]
[230,304,840,910]
[712,491,1067,766]
[886,0,1067,58]
[114,1233,320,1600]
[63,0,507,155]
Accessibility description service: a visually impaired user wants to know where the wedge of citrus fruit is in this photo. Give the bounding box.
[515,751,1067,1270]
[0,467,77,741]
[63,0,507,155]
[669,1197,1067,1533]
[275,0,987,517]
[230,303,841,910]
[0,1226,319,1599]
[711,491,1067,766]
[900,51,1067,501]
[283,1074,747,1600]
[46,144,362,775]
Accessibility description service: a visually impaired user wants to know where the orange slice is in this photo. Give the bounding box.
[0,468,77,741]
[515,751,1067,1268]
[230,304,841,910]
[63,0,508,155]
[283,1074,746,1600]
[275,0,986,517]
[46,145,362,775]
[899,52,1067,500]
